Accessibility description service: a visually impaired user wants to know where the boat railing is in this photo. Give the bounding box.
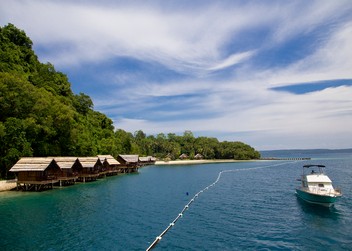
[308,186,342,196]
[334,188,342,195]
[306,186,336,194]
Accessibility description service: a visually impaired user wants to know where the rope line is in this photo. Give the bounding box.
[146,161,292,250]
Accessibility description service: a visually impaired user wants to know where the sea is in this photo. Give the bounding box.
[0,150,351,251]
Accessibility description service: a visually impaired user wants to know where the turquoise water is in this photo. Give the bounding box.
[1,152,351,250]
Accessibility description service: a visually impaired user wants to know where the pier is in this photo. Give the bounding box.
[260,157,311,160]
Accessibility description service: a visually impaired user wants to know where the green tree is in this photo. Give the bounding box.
[74,92,94,115]
[0,23,36,74]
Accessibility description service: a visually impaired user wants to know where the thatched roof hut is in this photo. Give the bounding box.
[179,153,189,160]
[117,155,139,173]
[98,155,120,175]
[117,155,139,164]
[53,157,82,184]
[9,157,61,191]
[77,157,102,181]
[138,156,156,165]
[194,153,204,160]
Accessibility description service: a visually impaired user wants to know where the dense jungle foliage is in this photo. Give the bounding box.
[0,24,260,178]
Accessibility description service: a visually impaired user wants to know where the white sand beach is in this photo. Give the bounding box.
[0,180,17,192]
[155,159,255,165]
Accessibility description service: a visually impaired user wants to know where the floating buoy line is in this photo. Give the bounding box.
[146,161,293,251]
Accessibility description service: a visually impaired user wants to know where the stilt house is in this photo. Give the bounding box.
[98,155,120,175]
[116,155,139,173]
[9,157,61,191]
[138,156,156,166]
[78,157,102,182]
[54,157,82,186]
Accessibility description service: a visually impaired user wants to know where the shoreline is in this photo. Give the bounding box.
[0,159,262,192]
[0,180,17,192]
[154,159,258,165]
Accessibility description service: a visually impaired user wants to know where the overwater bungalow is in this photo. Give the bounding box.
[9,157,61,191]
[116,154,139,173]
[77,157,102,182]
[98,155,120,176]
[54,157,82,186]
[138,156,156,166]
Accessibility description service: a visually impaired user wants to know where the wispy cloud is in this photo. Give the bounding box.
[0,1,292,73]
[207,51,255,71]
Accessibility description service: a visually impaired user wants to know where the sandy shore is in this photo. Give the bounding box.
[155,159,256,165]
[0,180,17,192]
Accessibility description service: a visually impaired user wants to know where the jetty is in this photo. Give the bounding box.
[8,154,155,191]
[260,157,311,160]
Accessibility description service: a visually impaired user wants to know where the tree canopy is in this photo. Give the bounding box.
[0,24,260,179]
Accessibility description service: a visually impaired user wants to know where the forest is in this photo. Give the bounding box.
[0,24,260,179]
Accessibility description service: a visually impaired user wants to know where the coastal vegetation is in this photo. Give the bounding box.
[0,24,260,179]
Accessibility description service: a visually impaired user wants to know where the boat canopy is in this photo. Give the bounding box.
[306,175,332,183]
[303,164,325,168]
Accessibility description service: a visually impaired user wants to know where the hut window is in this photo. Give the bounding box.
[318,184,324,187]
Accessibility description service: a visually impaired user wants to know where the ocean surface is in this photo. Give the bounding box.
[0,151,351,250]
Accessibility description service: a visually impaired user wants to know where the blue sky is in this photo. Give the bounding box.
[1,0,352,150]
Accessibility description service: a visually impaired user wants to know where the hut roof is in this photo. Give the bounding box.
[97,155,120,165]
[119,155,139,163]
[53,157,79,169]
[139,157,150,162]
[194,153,203,159]
[78,157,101,168]
[139,156,156,162]
[9,157,55,172]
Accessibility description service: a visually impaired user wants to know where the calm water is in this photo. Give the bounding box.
[1,152,351,250]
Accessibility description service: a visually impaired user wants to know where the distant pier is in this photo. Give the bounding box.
[260,157,311,160]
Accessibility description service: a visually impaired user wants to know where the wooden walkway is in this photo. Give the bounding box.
[260,157,311,160]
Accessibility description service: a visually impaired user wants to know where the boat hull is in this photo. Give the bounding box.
[295,189,339,207]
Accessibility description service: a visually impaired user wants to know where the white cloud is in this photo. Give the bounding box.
[261,20,352,87]
[2,0,351,76]
[0,0,288,73]
[207,51,255,71]
[116,86,352,149]
[271,1,351,43]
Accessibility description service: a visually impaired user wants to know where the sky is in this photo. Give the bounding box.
[1,0,352,150]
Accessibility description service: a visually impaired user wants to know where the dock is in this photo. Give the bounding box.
[260,157,311,160]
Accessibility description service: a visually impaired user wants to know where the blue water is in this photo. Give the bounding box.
[0,152,351,250]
